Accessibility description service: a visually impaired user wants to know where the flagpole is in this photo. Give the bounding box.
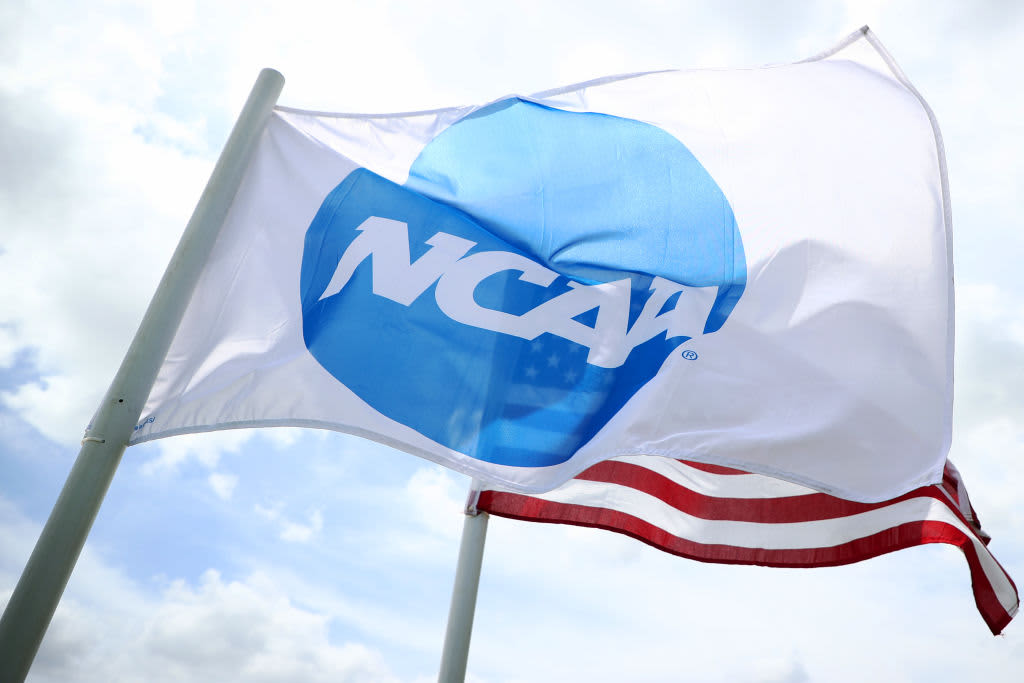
[438,487,489,683]
[0,68,285,683]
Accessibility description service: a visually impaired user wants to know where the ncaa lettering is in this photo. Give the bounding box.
[318,216,716,369]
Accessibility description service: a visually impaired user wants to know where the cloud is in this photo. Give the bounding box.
[1,497,398,683]
[142,430,254,474]
[947,284,1024,532]
[209,471,239,500]
[0,74,210,444]
[954,284,1024,428]
[754,655,811,683]
[255,502,325,543]
[0,325,18,369]
[132,570,395,683]
[12,571,399,683]
[404,467,466,541]
[279,510,324,543]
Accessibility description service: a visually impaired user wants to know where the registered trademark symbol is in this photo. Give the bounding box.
[682,349,699,361]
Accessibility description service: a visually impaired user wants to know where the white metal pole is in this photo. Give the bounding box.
[438,508,490,683]
[0,68,285,683]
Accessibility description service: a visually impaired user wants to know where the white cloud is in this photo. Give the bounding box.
[137,429,311,498]
[254,501,283,521]
[948,284,1024,532]
[254,502,325,543]
[142,430,254,475]
[404,468,466,541]
[0,324,18,368]
[954,286,1024,431]
[131,570,394,683]
[16,571,399,683]
[279,510,324,543]
[753,655,811,683]
[0,81,210,444]
[260,427,304,449]
[1,497,398,683]
[209,471,238,500]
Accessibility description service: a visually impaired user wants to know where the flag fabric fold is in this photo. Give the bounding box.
[475,456,1018,634]
[130,27,953,502]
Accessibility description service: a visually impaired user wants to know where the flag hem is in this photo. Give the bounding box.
[273,26,877,121]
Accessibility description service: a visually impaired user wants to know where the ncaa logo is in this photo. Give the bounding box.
[299,98,746,467]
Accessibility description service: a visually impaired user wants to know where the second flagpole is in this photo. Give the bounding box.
[438,483,490,683]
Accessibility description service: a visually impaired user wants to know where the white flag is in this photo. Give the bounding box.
[132,28,952,502]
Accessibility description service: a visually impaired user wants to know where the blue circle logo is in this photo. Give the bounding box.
[300,98,745,466]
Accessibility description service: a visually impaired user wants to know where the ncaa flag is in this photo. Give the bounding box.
[131,28,953,502]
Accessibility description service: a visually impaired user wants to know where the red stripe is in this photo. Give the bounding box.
[476,490,1015,634]
[575,460,956,524]
[941,462,961,506]
[956,533,1017,635]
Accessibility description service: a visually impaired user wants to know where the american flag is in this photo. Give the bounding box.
[474,456,1018,634]
[482,332,607,465]
[475,277,687,468]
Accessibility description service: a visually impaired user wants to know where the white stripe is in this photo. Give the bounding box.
[976,540,1020,617]
[506,384,605,412]
[531,478,1018,614]
[612,455,817,499]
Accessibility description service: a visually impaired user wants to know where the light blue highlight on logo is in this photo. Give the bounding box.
[407,99,745,331]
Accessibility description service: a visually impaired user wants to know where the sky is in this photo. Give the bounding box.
[1,1,1023,681]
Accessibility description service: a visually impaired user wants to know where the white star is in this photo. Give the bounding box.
[524,366,538,378]
[547,353,560,368]
[531,340,544,353]
[564,368,578,383]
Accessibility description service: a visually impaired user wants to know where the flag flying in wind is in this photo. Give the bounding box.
[130,28,953,502]
[475,457,1018,634]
